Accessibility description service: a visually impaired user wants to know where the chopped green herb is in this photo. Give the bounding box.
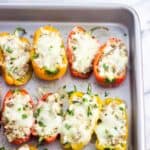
[65,124,71,130]
[22,114,28,119]
[32,53,39,59]
[61,94,65,99]
[73,85,77,91]
[87,84,92,95]
[63,85,66,89]
[83,98,88,102]
[14,27,26,37]
[104,91,109,97]
[119,107,124,111]
[10,57,16,61]
[38,136,44,143]
[67,109,74,116]
[44,67,59,75]
[72,46,77,51]
[0,147,5,150]
[34,108,41,117]
[103,64,109,71]
[105,78,115,84]
[114,126,118,130]
[12,89,20,93]
[87,106,92,116]
[43,148,48,150]
[17,108,21,111]
[38,121,46,127]
[6,47,13,53]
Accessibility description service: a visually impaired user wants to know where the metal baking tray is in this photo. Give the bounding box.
[0,4,145,150]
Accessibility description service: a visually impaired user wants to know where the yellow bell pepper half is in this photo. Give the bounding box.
[31,25,68,80]
[0,32,32,86]
[61,91,102,150]
[95,98,128,150]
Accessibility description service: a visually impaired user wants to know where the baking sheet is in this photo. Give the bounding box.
[0,22,131,149]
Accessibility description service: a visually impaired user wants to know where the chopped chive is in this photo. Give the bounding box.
[73,85,77,91]
[87,84,92,95]
[6,47,13,53]
[114,126,118,130]
[22,114,28,119]
[72,46,77,51]
[83,98,88,102]
[34,108,41,117]
[119,107,124,111]
[67,109,74,116]
[105,78,115,84]
[44,67,59,75]
[17,108,21,111]
[104,91,109,97]
[14,27,26,37]
[103,64,109,71]
[65,124,71,130]
[32,53,39,59]
[38,121,46,127]
[87,106,92,117]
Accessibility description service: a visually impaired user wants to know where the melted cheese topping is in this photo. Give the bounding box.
[98,40,128,80]
[18,144,30,150]
[95,101,127,147]
[34,28,65,70]
[69,28,99,73]
[0,35,30,80]
[61,94,100,144]
[33,93,63,139]
[2,92,34,142]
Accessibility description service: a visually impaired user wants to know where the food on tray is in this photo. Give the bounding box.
[17,144,37,150]
[0,32,32,85]
[67,26,100,78]
[60,86,102,150]
[93,37,128,87]
[31,25,68,80]
[1,89,34,144]
[32,92,63,143]
[95,98,128,149]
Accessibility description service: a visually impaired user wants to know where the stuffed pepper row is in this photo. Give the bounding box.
[0,25,68,86]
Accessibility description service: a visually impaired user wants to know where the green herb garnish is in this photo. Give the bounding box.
[87,106,92,116]
[32,53,39,59]
[105,78,115,84]
[44,67,59,75]
[87,84,92,95]
[104,91,109,97]
[6,47,13,53]
[34,108,41,117]
[0,147,5,150]
[14,27,26,37]
[67,109,74,116]
[38,121,46,127]
[65,124,71,130]
[22,114,28,119]
[103,63,109,71]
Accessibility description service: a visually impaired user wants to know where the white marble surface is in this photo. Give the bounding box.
[0,0,150,149]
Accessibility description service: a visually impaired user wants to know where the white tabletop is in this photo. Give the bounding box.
[0,0,150,149]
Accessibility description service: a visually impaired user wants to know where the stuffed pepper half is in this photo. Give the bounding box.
[0,32,32,85]
[1,89,34,144]
[61,89,102,150]
[67,26,100,78]
[32,92,63,143]
[95,98,128,150]
[31,25,68,80]
[93,37,128,87]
